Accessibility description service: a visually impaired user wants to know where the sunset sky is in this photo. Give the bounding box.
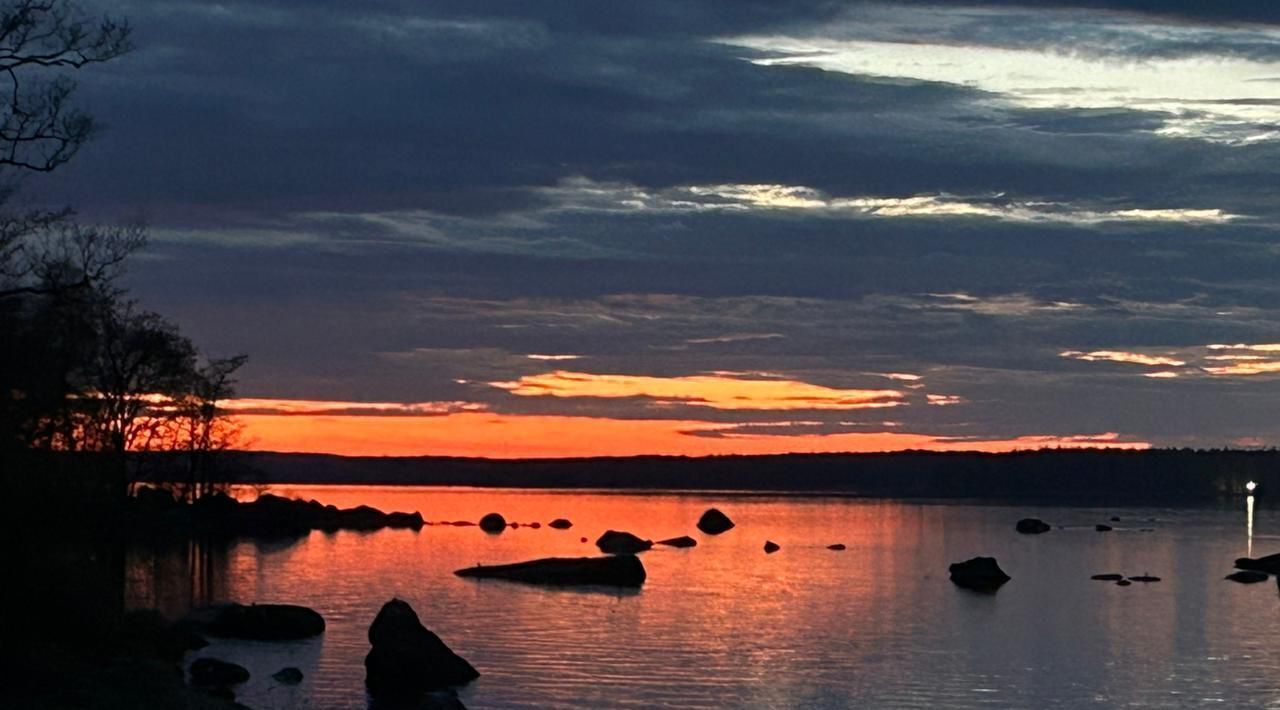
[38,1,1280,456]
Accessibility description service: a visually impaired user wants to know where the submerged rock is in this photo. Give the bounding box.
[1015,518,1051,535]
[1090,573,1124,581]
[764,541,780,554]
[189,658,250,687]
[827,544,846,551]
[949,557,1011,592]
[548,519,573,529]
[272,667,304,684]
[1225,570,1269,584]
[595,530,653,555]
[365,599,479,700]
[478,513,506,533]
[656,535,697,548]
[206,603,325,641]
[455,555,646,588]
[697,508,735,535]
[1234,552,1280,575]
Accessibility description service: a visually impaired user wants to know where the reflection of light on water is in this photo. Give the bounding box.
[1246,494,1254,558]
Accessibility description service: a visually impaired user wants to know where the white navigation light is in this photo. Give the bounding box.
[1245,481,1257,493]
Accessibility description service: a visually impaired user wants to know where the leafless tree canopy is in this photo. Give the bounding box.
[0,0,131,172]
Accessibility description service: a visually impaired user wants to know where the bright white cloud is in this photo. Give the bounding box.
[541,178,1239,226]
[719,19,1280,144]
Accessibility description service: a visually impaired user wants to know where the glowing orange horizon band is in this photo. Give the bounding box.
[232,411,1148,459]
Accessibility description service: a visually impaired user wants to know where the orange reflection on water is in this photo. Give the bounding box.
[234,411,1147,458]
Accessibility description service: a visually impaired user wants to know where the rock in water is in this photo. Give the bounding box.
[272,667,304,684]
[1091,573,1124,581]
[455,555,646,587]
[1015,518,1051,535]
[189,658,250,687]
[548,519,573,529]
[1225,570,1269,584]
[207,603,325,640]
[1116,579,1132,587]
[1234,552,1280,575]
[478,513,507,533]
[656,536,697,548]
[827,544,846,551]
[595,530,653,554]
[949,557,1011,592]
[365,599,479,700]
[763,541,780,554]
[1095,524,1113,532]
[697,508,735,535]
[1128,574,1161,583]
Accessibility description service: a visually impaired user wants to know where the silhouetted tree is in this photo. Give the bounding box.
[0,2,245,503]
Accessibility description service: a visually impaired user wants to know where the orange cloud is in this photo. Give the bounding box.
[1060,350,1185,367]
[234,411,1148,458]
[219,398,486,416]
[1202,361,1280,376]
[488,370,905,410]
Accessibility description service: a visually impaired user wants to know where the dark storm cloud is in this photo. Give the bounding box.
[25,0,1280,447]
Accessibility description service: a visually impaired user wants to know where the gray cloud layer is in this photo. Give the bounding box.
[28,0,1280,447]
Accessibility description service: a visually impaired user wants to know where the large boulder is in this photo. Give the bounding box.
[478,513,507,533]
[697,508,735,535]
[656,536,697,548]
[1234,552,1280,575]
[207,603,325,641]
[1015,518,1051,535]
[949,557,1011,592]
[365,599,479,700]
[595,530,652,554]
[455,555,646,588]
[189,658,250,687]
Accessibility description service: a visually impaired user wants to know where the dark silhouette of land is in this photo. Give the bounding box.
[208,448,1279,505]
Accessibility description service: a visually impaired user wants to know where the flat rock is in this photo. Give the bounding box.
[189,658,249,687]
[1091,573,1124,581]
[455,555,646,587]
[827,544,846,551]
[697,508,735,535]
[207,603,325,641]
[1015,518,1051,535]
[1234,552,1280,575]
[949,556,1011,592]
[1128,575,1162,583]
[595,530,652,555]
[656,536,697,548]
[272,667,304,684]
[1225,570,1269,584]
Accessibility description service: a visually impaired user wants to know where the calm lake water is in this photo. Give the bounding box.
[124,487,1280,709]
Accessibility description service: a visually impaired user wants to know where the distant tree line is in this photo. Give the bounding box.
[0,1,243,504]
